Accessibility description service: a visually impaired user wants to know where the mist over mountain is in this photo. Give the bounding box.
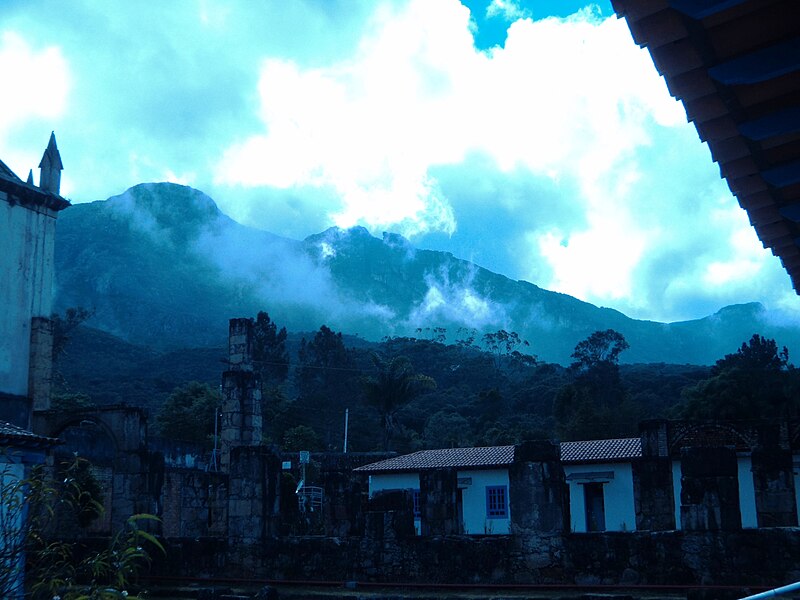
[54,182,800,365]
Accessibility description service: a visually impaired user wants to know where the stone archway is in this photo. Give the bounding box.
[33,405,151,532]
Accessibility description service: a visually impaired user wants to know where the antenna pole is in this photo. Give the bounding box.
[343,408,349,453]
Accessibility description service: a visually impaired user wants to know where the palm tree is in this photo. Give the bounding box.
[362,354,436,451]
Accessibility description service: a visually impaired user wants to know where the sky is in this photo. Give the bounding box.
[2,0,799,325]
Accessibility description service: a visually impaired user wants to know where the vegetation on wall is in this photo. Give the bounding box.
[0,455,162,599]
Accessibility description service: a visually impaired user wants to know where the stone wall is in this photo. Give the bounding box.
[153,527,800,588]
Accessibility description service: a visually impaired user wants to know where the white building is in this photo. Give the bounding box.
[355,446,515,535]
[561,438,640,533]
[0,133,69,427]
[0,136,67,599]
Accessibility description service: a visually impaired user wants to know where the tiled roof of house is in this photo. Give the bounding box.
[354,445,515,473]
[560,438,642,463]
[356,438,644,473]
[0,420,60,449]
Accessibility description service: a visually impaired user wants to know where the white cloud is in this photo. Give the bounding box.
[486,0,530,21]
[0,31,69,136]
[215,1,685,281]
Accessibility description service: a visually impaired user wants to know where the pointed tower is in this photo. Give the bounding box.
[38,131,63,195]
[26,170,34,185]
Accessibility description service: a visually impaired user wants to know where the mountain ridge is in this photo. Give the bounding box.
[54,182,800,365]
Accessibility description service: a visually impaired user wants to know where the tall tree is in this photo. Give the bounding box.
[292,325,357,448]
[482,329,535,372]
[679,334,796,420]
[570,329,630,372]
[362,354,436,451]
[556,330,631,440]
[252,311,289,386]
[154,381,220,445]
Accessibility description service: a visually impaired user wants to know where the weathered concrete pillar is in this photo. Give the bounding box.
[28,316,53,414]
[509,440,567,533]
[420,468,460,535]
[751,445,797,527]
[221,318,263,471]
[680,447,741,531]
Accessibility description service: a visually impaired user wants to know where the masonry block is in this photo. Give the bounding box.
[681,447,741,531]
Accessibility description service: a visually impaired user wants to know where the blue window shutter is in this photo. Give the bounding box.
[486,485,508,518]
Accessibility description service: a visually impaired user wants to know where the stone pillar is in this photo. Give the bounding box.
[420,468,460,535]
[751,445,797,527]
[364,489,415,540]
[633,421,675,531]
[227,446,281,545]
[323,468,365,537]
[228,317,255,371]
[509,440,567,533]
[29,316,53,414]
[221,318,263,471]
[633,457,676,531]
[680,447,741,531]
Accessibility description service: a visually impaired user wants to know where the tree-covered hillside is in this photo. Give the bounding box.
[57,316,727,452]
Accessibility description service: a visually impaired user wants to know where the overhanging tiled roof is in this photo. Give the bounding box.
[612,0,800,291]
[354,445,515,473]
[0,158,70,212]
[0,420,60,450]
[355,439,643,473]
[560,437,642,463]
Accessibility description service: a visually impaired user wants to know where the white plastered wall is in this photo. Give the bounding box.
[0,195,57,397]
[564,462,636,532]
[457,468,510,535]
[368,468,511,535]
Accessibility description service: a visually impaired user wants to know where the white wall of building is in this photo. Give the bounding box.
[738,455,757,528]
[369,472,421,534]
[0,195,57,397]
[0,458,27,600]
[672,460,682,530]
[564,462,636,532]
[794,456,800,524]
[367,468,510,535]
[457,468,510,535]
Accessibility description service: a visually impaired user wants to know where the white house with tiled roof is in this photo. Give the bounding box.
[355,446,515,535]
[561,438,641,533]
[356,440,647,535]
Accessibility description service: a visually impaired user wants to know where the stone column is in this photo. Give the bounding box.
[680,446,741,531]
[420,468,460,535]
[29,316,54,414]
[751,445,797,527]
[220,318,263,471]
[633,421,675,531]
[509,440,567,533]
[227,446,282,545]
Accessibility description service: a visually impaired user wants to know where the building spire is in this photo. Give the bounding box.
[26,169,34,185]
[38,131,63,195]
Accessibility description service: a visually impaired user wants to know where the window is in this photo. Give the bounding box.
[412,489,421,518]
[583,482,606,532]
[486,485,508,518]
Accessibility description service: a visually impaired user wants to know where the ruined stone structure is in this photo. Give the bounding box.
[220,318,262,470]
[0,133,69,428]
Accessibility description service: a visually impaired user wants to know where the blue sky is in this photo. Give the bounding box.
[2,0,798,325]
